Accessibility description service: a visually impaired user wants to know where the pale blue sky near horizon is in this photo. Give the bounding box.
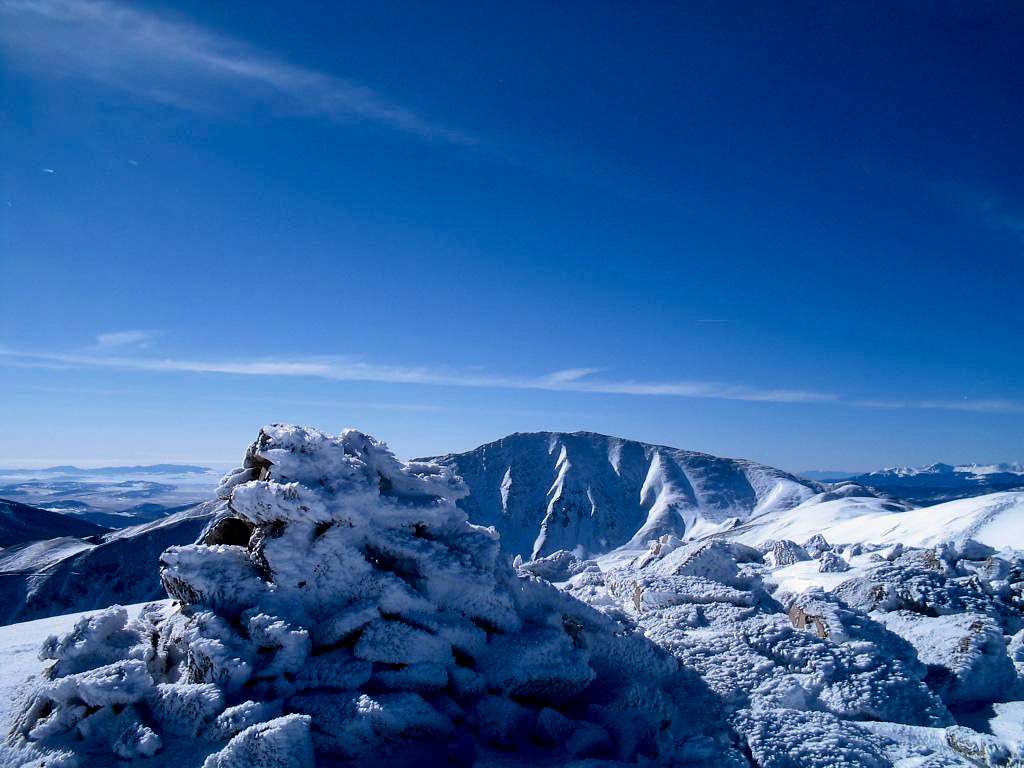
[1,0,1023,472]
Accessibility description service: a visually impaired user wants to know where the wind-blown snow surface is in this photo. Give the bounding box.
[426,431,822,559]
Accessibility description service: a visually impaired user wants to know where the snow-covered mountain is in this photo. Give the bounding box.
[2,429,1021,634]
[425,431,824,559]
[0,500,221,625]
[825,462,1024,504]
[0,498,109,547]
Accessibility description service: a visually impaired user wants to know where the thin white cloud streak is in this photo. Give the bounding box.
[854,398,1024,415]
[0,348,836,404]
[0,0,473,144]
[6,349,1020,412]
[93,330,157,350]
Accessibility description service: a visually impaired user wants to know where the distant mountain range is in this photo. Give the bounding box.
[0,463,213,476]
[804,462,1024,504]
[0,465,219,528]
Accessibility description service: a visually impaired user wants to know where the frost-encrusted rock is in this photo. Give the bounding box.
[732,708,891,768]
[802,534,831,558]
[833,545,1023,631]
[641,539,762,584]
[590,542,951,728]
[517,549,600,582]
[563,529,977,766]
[875,611,1019,706]
[10,425,690,766]
[817,550,849,573]
[760,539,811,568]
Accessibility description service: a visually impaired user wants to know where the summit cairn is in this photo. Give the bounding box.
[10,425,689,766]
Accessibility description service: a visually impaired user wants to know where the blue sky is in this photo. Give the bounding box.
[1,0,1022,471]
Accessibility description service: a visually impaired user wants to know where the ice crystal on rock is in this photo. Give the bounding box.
[10,425,690,766]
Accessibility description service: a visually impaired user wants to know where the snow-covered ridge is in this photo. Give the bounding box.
[871,462,1024,478]
[425,431,823,559]
[0,501,221,625]
[0,498,109,547]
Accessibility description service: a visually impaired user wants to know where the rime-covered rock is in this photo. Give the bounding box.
[802,534,832,558]
[517,549,600,582]
[593,541,951,729]
[760,539,811,568]
[10,425,691,766]
[817,550,849,573]
[875,611,1019,705]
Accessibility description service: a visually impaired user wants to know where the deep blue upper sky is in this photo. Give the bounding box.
[1,0,1022,470]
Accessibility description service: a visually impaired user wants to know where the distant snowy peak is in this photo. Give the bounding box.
[869,462,1024,478]
[425,431,823,559]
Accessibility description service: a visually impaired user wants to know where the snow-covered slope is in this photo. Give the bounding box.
[426,431,822,559]
[0,498,109,547]
[0,500,222,625]
[726,490,1024,551]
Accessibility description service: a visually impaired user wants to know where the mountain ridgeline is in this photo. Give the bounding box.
[425,431,823,559]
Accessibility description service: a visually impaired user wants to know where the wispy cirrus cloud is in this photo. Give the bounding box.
[0,347,836,405]
[4,347,1020,412]
[0,0,473,144]
[91,330,158,350]
[853,398,1024,414]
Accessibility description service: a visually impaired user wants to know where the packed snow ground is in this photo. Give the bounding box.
[1,426,1022,767]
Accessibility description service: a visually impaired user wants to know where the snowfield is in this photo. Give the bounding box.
[728,490,1024,552]
[0,425,1022,767]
